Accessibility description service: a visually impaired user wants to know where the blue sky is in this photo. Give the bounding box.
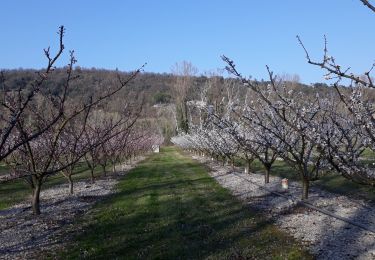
[0,0,374,83]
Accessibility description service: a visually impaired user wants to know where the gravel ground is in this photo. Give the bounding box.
[0,158,144,260]
[193,155,375,260]
[2,154,374,260]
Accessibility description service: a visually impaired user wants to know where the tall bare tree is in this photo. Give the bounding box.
[0,26,65,161]
[0,27,144,215]
[171,61,198,133]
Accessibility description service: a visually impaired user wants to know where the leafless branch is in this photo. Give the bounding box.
[360,0,375,12]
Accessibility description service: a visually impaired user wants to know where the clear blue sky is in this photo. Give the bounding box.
[0,0,374,84]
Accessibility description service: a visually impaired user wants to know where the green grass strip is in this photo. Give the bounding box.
[60,147,312,259]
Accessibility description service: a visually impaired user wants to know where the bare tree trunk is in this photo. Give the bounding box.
[265,165,271,184]
[231,158,235,171]
[245,159,252,174]
[302,177,309,200]
[32,181,42,215]
[90,168,95,183]
[86,157,95,183]
[102,165,107,177]
[68,175,74,195]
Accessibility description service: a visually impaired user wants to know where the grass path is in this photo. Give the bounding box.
[61,147,312,259]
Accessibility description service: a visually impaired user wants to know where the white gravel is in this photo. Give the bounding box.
[0,158,144,260]
[193,155,375,260]
[2,154,374,260]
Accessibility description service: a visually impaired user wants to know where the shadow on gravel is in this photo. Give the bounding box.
[314,206,375,259]
[0,192,110,258]
[0,227,62,255]
[237,173,374,259]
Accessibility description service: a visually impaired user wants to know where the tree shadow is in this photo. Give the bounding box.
[309,203,375,259]
[201,159,375,259]
[62,191,310,259]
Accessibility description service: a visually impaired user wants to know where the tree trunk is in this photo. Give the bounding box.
[265,166,271,184]
[302,177,309,200]
[90,168,95,183]
[32,181,42,215]
[68,175,74,195]
[102,165,107,177]
[112,162,116,173]
[231,158,235,171]
[245,159,252,174]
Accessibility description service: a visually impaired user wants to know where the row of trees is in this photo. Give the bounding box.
[172,1,375,199]
[0,27,163,215]
[172,63,374,200]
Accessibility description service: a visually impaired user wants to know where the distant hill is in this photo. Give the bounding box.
[2,67,347,142]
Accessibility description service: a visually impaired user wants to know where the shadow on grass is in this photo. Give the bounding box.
[60,148,312,259]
